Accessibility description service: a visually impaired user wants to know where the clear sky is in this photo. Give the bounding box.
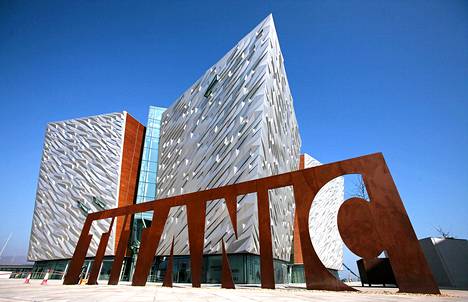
[0,0,467,274]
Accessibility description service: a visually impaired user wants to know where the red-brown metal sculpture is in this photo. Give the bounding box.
[108,215,130,285]
[162,239,174,287]
[221,241,235,289]
[63,153,440,294]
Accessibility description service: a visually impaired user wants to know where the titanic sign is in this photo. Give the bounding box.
[63,153,440,294]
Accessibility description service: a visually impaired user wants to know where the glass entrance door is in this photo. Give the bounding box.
[174,257,191,283]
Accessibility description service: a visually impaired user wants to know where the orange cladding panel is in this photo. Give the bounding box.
[293,154,305,264]
[115,113,145,251]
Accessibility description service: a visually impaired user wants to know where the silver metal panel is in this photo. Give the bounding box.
[305,154,344,270]
[28,112,126,261]
[155,15,301,261]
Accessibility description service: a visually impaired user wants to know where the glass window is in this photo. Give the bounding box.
[99,260,113,280]
[144,137,151,147]
[51,260,68,280]
[246,255,261,284]
[148,163,157,174]
[137,183,146,196]
[145,183,156,198]
[229,255,245,284]
[149,149,158,162]
[140,160,149,172]
[205,255,221,283]
[291,265,305,283]
[141,148,149,161]
[152,127,160,137]
[150,139,160,150]
[147,172,156,184]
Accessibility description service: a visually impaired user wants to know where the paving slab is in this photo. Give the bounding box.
[0,279,467,302]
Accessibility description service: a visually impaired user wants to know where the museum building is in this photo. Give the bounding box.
[28,15,345,284]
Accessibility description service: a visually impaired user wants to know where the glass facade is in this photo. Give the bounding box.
[0,265,32,279]
[30,257,117,281]
[28,256,337,284]
[135,106,166,206]
[144,254,289,284]
[130,106,166,278]
[289,263,339,283]
[290,264,305,283]
[31,260,69,280]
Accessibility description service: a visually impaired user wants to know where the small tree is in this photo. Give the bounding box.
[351,175,369,201]
[435,226,454,239]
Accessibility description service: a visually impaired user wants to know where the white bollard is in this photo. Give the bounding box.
[24,273,31,284]
[40,270,50,285]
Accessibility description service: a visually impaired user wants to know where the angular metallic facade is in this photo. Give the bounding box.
[28,112,144,261]
[155,15,301,261]
[28,15,347,279]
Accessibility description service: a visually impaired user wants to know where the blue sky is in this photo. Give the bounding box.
[0,0,467,274]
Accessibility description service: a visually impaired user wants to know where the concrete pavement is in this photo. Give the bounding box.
[0,279,467,302]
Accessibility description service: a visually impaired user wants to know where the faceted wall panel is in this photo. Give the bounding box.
[28,112,129,261]
[155,15,301,261]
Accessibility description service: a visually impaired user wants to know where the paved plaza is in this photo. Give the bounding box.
[0,279,467,302]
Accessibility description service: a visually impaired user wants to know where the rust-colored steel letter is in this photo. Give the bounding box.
[257,186,275,289]
[293,173,354,291]
[108,215,131,285]
[220,190,238,289]
[221,241,235,289]
[186,200,207,288]
[132,205,170,286]
[87,217,115,285]
[336,154,440,294]
[63,153,439,294]
[63,216,94,285]
[162,238,174,287]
